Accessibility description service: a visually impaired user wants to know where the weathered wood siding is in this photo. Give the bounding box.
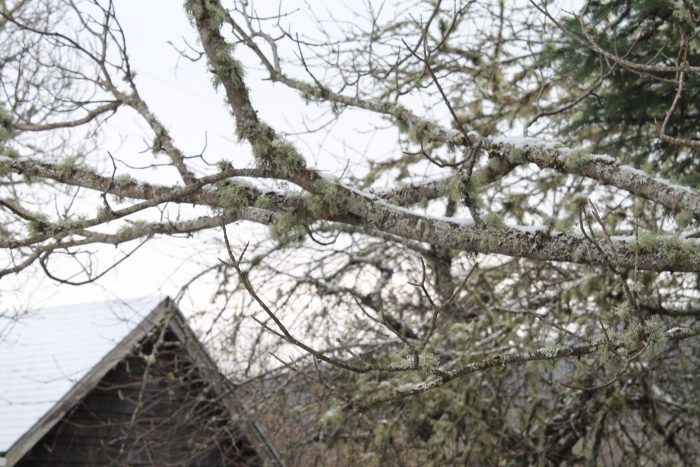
[15,330,261,467]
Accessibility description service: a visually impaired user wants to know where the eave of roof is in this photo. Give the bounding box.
[1,297,174,466]
[0,297,284,467]
[164,307,286,467]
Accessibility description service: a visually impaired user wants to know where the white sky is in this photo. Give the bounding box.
[2,0,401,314]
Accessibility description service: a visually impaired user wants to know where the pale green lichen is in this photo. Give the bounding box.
[661,235,694,263]
[572,248,585,262]
[444,176,468,203]
[270,211,306,243]
[56,216,88,232]
[626,230,657,253]
[151,129,165,154]
[0,224,11,239]
[407,120,430,144]
[675,209,695,228]
[486,155,503,170]
[56,156,78,177]
[563,148,592,170]
[216,160,233,171]
[27,213,54,237]
[307,179,344,217]
[0,105,13,143]
[388,104,407,120]
[299,85,331,104]
[506,147,527,164]
[597,337,624,373]
[1,145,18,158]
[251,131,306,176]
[320,406,343,426]
[96,206,115,223]
[27,214,87,237]
[418,352,440,375]
[135,182,150,194]
[577,274,600,298]
[183,0,204,23]
[605,319,663,362]
[56,156,95,178]
[673,2,699,25]
[215,181,252,209]
[254,195,275,211]
[0,158,12,178]
[211,43,246,90]
[483,212,504,229]
[330,101,344,116]
[185,0,287,185]
[184,0,243,90]
[480,232,498,250]
[117,220,148,240]
[628,281,644,294]
[372,203,386,216]
[470,167,490,188]
[613,300,635,320]
[362,203,388,230]
[616,322,646,355]
[644,317,666,346]
[626,231,695,262]
[530,342,563,374]
[395,346,440,375]
[605,213,620,231]
[115,174,136,187]
[389,104,411,133]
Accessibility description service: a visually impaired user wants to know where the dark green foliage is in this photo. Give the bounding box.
[548,0,700,181]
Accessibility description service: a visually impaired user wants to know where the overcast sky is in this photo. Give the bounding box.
[3,0,401,313]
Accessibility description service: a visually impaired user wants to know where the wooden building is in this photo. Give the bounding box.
[0,297,283,467]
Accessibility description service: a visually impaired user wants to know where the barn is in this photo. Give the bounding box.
[0,297,283,467]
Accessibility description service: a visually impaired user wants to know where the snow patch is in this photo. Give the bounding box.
[618,165,648,178]
[610,235,635,242]
[510,224,548,234]
[317,171,338,181]
[652,177,694,194]
[491,136,559,149]
[591,154,615,163]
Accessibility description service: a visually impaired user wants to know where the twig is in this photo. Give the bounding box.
[417,261,479,352]
[560,330,653,392]
[588,201,639,311]
[400,38,473,148]
[530,312,593,344]
[220,222,372,374]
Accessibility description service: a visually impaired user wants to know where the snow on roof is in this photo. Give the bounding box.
[0,296,164,454]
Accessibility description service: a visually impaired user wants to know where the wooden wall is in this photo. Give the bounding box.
[16,329,261,467]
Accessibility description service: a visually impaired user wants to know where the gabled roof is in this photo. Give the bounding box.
[0,297,283,467]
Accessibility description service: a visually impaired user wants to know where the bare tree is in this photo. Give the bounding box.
[2,0,700,464]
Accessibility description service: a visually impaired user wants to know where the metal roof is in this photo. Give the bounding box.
[0,296,164,455]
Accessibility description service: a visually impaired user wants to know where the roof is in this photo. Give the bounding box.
[0,297,284,467]
[0,296,164,455]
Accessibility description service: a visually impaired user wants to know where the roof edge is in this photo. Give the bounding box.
[3,298,176,467]
[167,311,286,467]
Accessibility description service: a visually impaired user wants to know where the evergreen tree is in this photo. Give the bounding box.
[549,0,700,181]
